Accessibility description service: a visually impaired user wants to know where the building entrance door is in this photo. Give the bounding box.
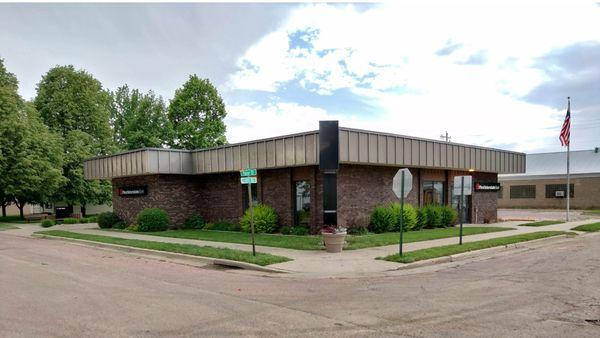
[451,194,471,223]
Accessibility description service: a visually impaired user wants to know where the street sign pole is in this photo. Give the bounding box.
[247,183,256,256]
[399,170,405,256]
[459,176,464,245]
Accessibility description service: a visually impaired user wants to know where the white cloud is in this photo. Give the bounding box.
[225,2,600,152]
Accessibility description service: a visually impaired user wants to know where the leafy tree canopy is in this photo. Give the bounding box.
[110,85,172,150]
[34,65,114,153]
[168,75,227,149]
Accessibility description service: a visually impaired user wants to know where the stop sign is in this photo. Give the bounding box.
[392,168,413,198]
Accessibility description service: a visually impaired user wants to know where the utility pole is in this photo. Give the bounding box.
[440,131,451,142]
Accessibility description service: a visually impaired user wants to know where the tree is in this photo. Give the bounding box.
[168,75,227,149]
[1,103,64,219]
[34,65,114,152]
[110,85,172,150]
[34,65,113,214]
[0,58,23,216]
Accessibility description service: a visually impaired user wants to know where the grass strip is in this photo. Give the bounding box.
[571,222,600,232]
[0,223,19,231]
[381,231,571,263]
[582,210,600,216]
[36,230,291,266]
[117,226,513,251]
[519,220,564,227]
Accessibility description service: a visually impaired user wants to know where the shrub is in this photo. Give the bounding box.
[347,226,368,236]
[79,217,90,224]
[206,220,241,232]
[291,226,309,236]
[86,216,97,223]
[183,214,205,230]
[62,217,79,224]
[440,205,459,227]
[113,221,128,230]
[126,223,139,232]
[420,204,443,228]
[369,205,395,233]
[41,219,55,228]
[415,208,428,230]
[97,212,121,229]
[280,226,291,235]
[136,208,170,232]
[388,203,418,232]
[240,204,278,234]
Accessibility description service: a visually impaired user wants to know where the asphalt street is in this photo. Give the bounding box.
[1,232,599,337]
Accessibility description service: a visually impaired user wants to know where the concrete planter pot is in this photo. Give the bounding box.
[321,232,347,253]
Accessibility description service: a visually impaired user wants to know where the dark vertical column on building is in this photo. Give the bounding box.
[319,121,339,226]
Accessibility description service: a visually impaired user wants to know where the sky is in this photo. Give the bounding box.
[1,2,599,153]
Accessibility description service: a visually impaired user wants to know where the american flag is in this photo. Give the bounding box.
[559,100,570,147]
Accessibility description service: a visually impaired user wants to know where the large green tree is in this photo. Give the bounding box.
[1,60,67,218]
[110,85,171,150]
[0,57,21,216]
[3,104,65,218]
[34,65,114,215]
[168,75,227,149]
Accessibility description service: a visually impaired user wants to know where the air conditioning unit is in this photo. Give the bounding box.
[555,190,565,197]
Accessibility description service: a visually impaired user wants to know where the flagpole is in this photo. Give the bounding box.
[566,96,571,222]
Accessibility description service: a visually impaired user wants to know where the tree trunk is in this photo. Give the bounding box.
[81,204,87,218]
[1,204,6,217]
[18,205,24,220]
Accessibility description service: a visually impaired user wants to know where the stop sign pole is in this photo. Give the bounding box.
[393,168,413,256]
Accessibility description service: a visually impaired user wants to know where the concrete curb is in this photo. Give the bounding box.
[32,234,289,274]
[390,233,576,271]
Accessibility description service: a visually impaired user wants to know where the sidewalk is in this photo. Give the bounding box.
[2,219,597,277]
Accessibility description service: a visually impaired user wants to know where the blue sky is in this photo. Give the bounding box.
[1,2,599,153]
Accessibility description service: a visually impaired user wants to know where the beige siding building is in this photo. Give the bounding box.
[498,149,600,209]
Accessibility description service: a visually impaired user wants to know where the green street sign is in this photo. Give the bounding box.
[240,168,257,177]
[240,177,257,184]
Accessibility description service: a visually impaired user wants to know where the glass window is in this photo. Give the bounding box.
[510,185,536,199]
[498,186,503,199]
[295,181,311,226]
[545,184,574,198]
[242,183,258,211]
[423,181,445,205]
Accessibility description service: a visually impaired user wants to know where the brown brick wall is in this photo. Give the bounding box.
[112,175,203,227]
[260,168,292,228]
[337,164,420,228]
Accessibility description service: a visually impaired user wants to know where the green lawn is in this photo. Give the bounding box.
[0,223,19,231]
[117,226,513,251]
[36,230,291,266]
[582,210,600,216]
[519,220,564,227]
[381,231,571,263]
[571,222,600,232]
[0,216,34,224]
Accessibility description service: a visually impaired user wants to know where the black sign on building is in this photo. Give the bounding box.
[319,121,339,226]
[118,186,148,197]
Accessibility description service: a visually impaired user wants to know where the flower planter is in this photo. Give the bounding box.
[322,232,347,253]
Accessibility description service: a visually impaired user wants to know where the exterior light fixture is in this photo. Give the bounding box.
[468,168,475,172]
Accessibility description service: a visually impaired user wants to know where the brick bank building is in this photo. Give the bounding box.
[84,122,525,231]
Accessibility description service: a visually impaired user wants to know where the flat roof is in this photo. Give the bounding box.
[499,149,600,181]
[84,125,526,179]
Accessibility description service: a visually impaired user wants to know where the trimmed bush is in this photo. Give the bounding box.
[370,203,418,233]
[86,216,97,223]
[126,223,139,232]
[280,226,291,235]
[183,214,205,230]
[41,219,55,228]
[291,226,309,236]
[136,208,170,232]
[113,221,128,230]
[97,212,121,229]
[62,218,79,224]
[369,205,395,233]
[440,205,459,227]
[240,204,278,234]
[416,208,428,230]
[79,217,90,224]
[388,203,418,232]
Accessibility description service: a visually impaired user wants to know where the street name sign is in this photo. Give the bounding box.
[240,177,257,184]
[240,168,257,177]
